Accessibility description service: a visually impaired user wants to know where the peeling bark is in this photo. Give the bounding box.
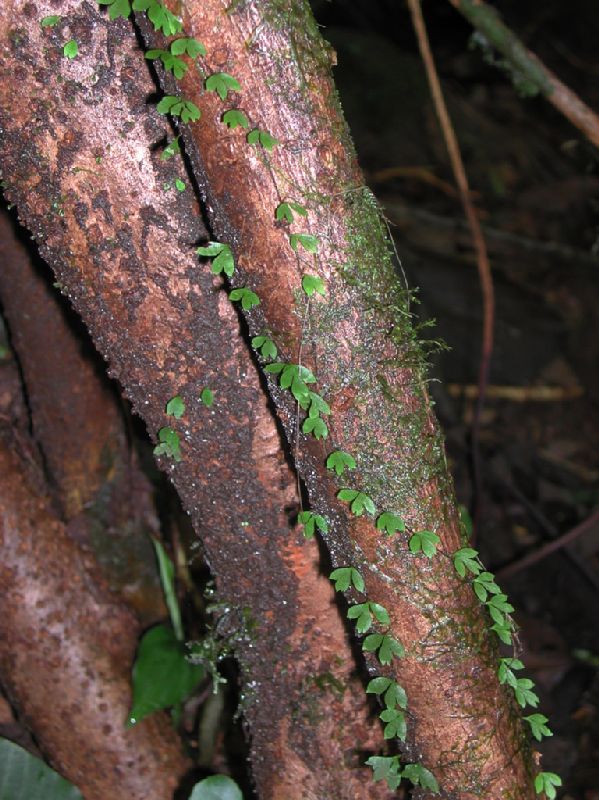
[0,4,390,797]
[136,1,536,797]
[0,428,190,800]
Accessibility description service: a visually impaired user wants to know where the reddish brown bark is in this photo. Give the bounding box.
[0,4,389,797]
[0,209,165,624]
[0,210,125,520]
[0,428,190,800]
[140,1,536,796]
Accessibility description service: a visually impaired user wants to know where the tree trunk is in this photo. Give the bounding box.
[0,426,191,800]
[0,3,389,798]
[140,1,536,797]
[0,0,539,797]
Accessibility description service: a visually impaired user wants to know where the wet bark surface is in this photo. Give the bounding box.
[0,428,190,800]
[135,0,537,796]
[0,3,390,797]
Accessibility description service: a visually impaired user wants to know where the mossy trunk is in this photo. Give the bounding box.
[139,0,536,797]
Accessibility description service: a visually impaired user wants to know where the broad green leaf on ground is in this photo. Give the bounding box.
[0,737,83,800]
[189,775,243,800]
[128,624,204,726]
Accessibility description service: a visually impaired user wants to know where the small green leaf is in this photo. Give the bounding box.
[298,510,328,539]
[200,388,214,407]
[154,426,181,462]
[222,109,249,129]
[366,755,402,790]
[189,775,243,800]
[152,50,188,79]
[63,40,78,59]
[534,772,562,800]
[326,450,356,477]
[302,415,328,440]
[472,571,501,602]
[145,1,183,35]
[337,488,375,517]
[205,72,241,101]
[347,602,373,634]
[97,0,131,19]
[175,178,186,192]
[380,635,405,665]
[376,512,405,536]
[524,713,552,741]
[251,335,278,361]
[366,676,396,702]
[166,394,185,419]
[513,678,539,709]
[497,657,524,686]
[197,243,235,278]
[408,530,440,558]
[171,37,206,58]
[128,624,204,726]
[246,128,278,151]
[161,136,181,161]
[291,374,310,403]
[486,593,514,615]
[301,274,326,297]
[363,633,405,665]
[156,96,201,123]
[264,362,285,375]
[491,621,513,645]
[306,392,330,418]
[156,95,177,114]
[41,15,61,27]
[453,546,482,578]
[289,233,319,253]
[275,201,308,222]
[401,764,440,793]
[329,567,365,593]
[380,707,407,740]
[0,737,83,800]
[371,602,390,626]
[229,287,260,310]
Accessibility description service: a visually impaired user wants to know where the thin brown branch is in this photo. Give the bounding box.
[407,0,495,540]
[496,506,599,581]
[448,0,599,150]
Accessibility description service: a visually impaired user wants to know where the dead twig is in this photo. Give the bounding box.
[496,506,599,581]
[407,0,495,542]
[448,0,599,150]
